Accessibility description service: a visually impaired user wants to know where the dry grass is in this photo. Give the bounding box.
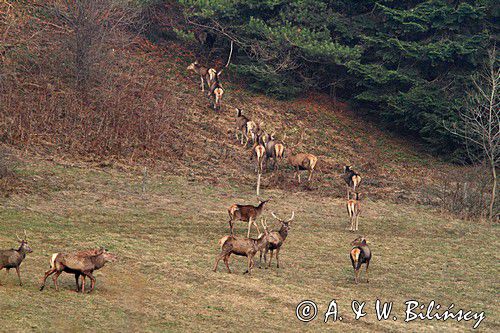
[0,156,498,332]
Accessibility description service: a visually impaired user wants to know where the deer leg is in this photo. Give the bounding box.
[244,256,252,274]
[200,76,204,92]
[81,275,86,293]
[365,261,370,283]
[39,268,57,291]
[87,273,96,293]
[355,215,359,231]
[224,255,231,273]
[264,247,269,269]
[52,271,62,291]
[308,169,313,181]
[276,248,281,268]
[15,266,22,286]
[74,273,80,292]
[213,253,224,272]
[268,249,274,268]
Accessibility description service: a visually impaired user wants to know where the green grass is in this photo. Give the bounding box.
[0,160,498,332]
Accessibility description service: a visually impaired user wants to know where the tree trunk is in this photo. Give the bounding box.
[489,161,497,224]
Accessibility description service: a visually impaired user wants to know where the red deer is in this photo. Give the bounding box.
[235,108,251,145]
[343,166,362,198]
[0,231,32,286]
[214,220,270,274]
[250,143,266,173]
[287,148,318,183]
[228,199,270,237]
[207,69,224,111]
[186,61,213,92]
[261,211,294,268]
[350,236,371,284]
[347,192,361,231]
[264,136,285,171]
[39,248,117,293]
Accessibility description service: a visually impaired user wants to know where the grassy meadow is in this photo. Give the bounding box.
[0,158,498,332]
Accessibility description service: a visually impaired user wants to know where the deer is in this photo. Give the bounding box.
[342,165,362,198]
[235,108,251,145]
[347,192,361,231]
[261,211,294,268]
[207,70,224,111]
[214,219,270,274]
[264,135,285,171]
[186,60,213,92]
[287,148,318,183]
[228,199,270,237]
[250,143,266,173]
[350,236,371,284]
[39,248,117,293]
[0,230,32,286]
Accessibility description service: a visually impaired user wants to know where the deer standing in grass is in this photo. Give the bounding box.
[343,166,362,198]
[347,192,361,231]
[39,248,117,293]
[350,236,371,284]
[261,211,294,268]
[214,220,270,274]
[228,199,270,237]
[0,231,32,286]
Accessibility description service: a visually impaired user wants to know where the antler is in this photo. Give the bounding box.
[271,212,282,222]
[16,233,22,241]
[287,211,295,222]
[24,229,27,241]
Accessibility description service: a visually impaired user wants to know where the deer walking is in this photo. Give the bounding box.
[287,149,318,183]
[251,143,266,173]
[350,236,371,284]
[186,61,212,92]
[343,166,362,198]
[0,231,32,286]
[228,199,270,237]
[214,220,270,274]
[347,192,361,231]
[39,248,117,293]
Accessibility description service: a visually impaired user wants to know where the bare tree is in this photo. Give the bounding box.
[447,46,499,223]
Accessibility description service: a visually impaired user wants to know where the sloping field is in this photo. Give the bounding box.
[0,156,497,332]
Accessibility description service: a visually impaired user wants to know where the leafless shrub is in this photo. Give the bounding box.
[422,166,495,221]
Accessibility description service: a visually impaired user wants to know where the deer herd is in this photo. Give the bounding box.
[187,53,370,283]
[0,53,372,296]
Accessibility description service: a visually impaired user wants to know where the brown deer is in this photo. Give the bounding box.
[264,136,286,171]
[186,60,213,92]
[261,211,294,268]
[350,236,371,284]
[228,199,270,237]
[207,69,224,111]
[39,248,117,293]
[214,220,270,274]
[251,143,266,173]
[343,166,362,198]
[0,231,32,286]
[287,148,318,183]
[347,192,361,231]
[235,108,251,145]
